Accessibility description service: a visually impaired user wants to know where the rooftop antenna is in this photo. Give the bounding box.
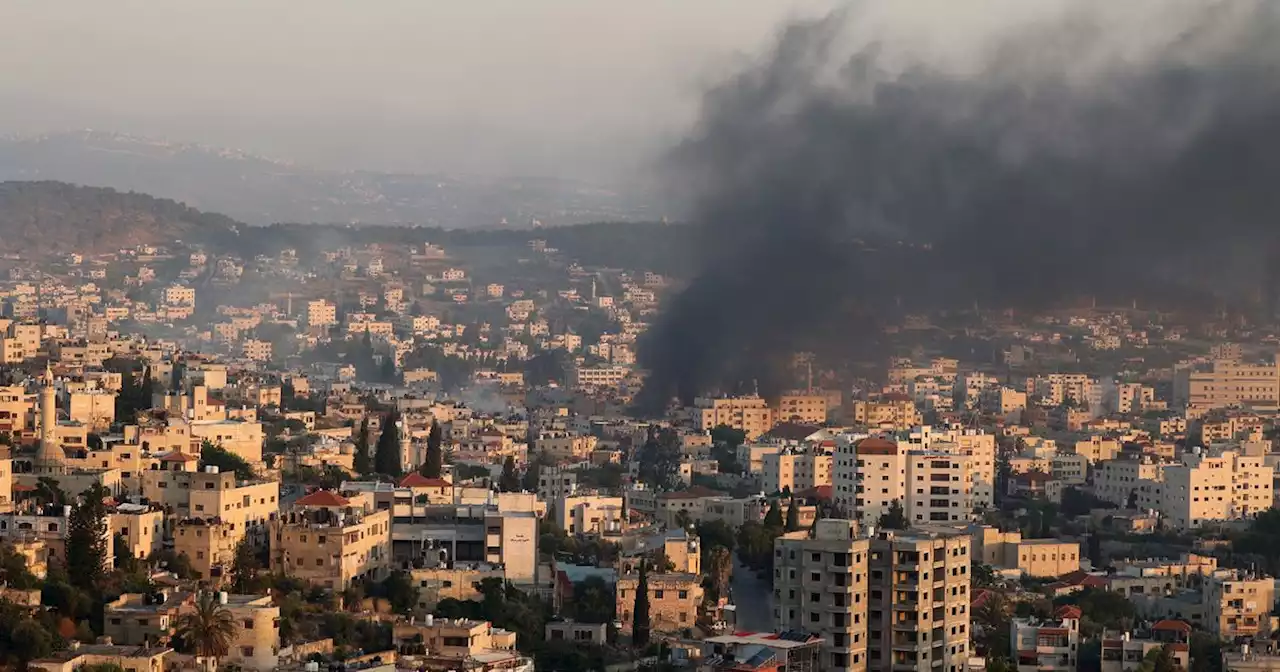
[807,360,814,394]
[753,379,759,397]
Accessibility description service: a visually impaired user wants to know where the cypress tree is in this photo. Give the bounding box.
[785,498,801,531]
[353,416,372,475]
[374,412,402,477]
[633,560,651,648]
[499,456,520,492]
[763,500,783,530]
[420,419,443,478]
[66,484,109,591]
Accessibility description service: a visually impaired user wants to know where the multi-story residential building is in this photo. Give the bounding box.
[1174,357,1280,411]
[761,448,833,495]
[568,365,631,390]
[775,393,829,424]
[1011,606,1081,672]
[241,339,272,361]
[852,396,922,431]
[163,285,196,306]
[174,519,238,582]
[105,590,279,671]
[536,432,598,461]
[537,466,577,502]
[700,631,824,672]
[305,299,337,328]
[773,520,870,672]
[615,572,703,635]
[693,396,775,439]
[833,438,977,527]
[1100,623,1191,672]
[108,502,165,562]
[270,490,392,590]
[1093,456,1164,507]
[554,495,624,536]
[1156,448,1272,529]
[1205,570,1276,639]
[773,521,971,672]
[867,529,972,672]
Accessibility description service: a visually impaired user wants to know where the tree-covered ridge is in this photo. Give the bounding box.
[0,181,242,254]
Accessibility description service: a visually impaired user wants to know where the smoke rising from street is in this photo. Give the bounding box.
[637,0,1280,409]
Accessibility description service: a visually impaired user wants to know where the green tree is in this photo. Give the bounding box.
[230,536,263,593]
[5,617,53,668]
[374,412,403,477]
[353,417,372,475]
[374,571,420,615]
[633,561,651,648]
[420,419,443,478]
[67,483,109,591]
[763,500,783,529]
[1137,645,1181,672]
[0,542,39,589]
[785,498,801,531]
[571,576,616,624]
[499,456,521,492]
[877,499,908,530]
[707,546,732,602]
[175,592,239,670]
[199,441,255,480]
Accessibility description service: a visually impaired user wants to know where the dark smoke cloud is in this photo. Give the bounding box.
[637,1,1280,409]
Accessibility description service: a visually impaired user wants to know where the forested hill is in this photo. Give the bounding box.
[0,181,244,255]
[0,180,694,274]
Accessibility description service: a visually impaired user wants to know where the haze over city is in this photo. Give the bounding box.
[0,3,1280,672]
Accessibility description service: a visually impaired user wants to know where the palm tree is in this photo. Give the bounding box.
[176,592,238,672]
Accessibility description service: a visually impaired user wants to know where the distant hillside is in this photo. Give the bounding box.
[0,131,654,227]
[0,181,243,255]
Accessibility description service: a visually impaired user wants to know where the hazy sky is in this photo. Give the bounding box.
[0,0,840,180]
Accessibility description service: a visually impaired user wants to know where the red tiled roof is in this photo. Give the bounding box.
[398,473,452,488]
[856,437,898,455]
[1152,619,1192,633]
[295,490,350,507]
[1014,471,1054,483]
[1054,605,1082,620]
[12,484,35,492]
[160,451,197,462]
[797,485,833,501]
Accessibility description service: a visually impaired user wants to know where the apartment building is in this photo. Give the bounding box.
[537,432,598,461]
[1100,623,1191,672]
[773,521,971,672]
[174,519,238,582]
[615,572,704,635]
[142,467,279,547]
[776,393,829,424]
[104,590,279,671]
[762,449,833,495]
[1093,456,1163,507]
[1174,358,1280,411]
[693,396,775,439]
[306,299,337,328]
[108,503,165,561]
[1011,606,1081,672]
[1156,448,1272,529]
[568,365,631,390]
[833,438,976,528]
[241,339,272,362]
[537,466,578,502]
[903,426,996,511]
[852,396,922,431]
[27,644,171,672]
[1205,571,1276,639]
[270,490,392,590]
[867,529,972,672]
[773,520,870,672]
[554,494,624,536]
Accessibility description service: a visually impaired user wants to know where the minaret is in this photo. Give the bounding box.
[398,420,412,473]
[37,363,61,471]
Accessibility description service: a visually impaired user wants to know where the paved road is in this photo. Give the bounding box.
[729,558,774,632]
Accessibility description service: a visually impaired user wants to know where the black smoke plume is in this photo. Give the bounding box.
[636,1,1280,410]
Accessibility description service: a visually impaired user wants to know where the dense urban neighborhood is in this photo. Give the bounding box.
[0,188,1273,672]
